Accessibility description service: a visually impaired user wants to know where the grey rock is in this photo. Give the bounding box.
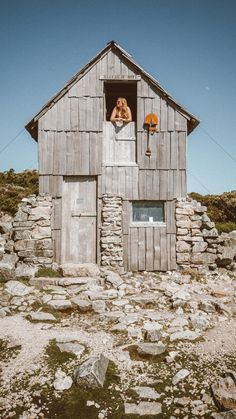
[92,300,106,313]
[190,313,209,330]
[170,317,189,327]
[170,330,201,342]
[199,301,216,313]
[86,289,118,300]
[47,299,72,310]
[74,354,109,388]
[192,241,208,253]
[133,386,161,400]
[105,270,123,288]
[58,277,98,287]
[172,369,190,385]
[211,375,236,410]
[31,226,51,240]
[15,263,38,278]
[0,308,7,318]
[28,206,51,221]
[28,311,57,322]
[124,402,162,416]
[143,322,163,342]
[53,369,73,391]
[5,280,34,296]
[211,410,236,418]
[71,297,92,311]
[60,263,100,278]
[137,342,166,356]
[56,342,85,358]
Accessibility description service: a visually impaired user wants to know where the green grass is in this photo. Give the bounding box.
[35,266,62,278]
[215,221,236,234]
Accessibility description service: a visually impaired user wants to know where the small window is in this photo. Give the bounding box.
[104,82,137,121]
[132,201,164,223]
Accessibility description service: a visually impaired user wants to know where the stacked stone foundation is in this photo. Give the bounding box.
[176,197,235,270]
[100,195,123,270]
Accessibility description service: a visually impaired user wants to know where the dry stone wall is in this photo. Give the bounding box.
[100,195,123,270]
[13,195,53,267]
[0,194,53,280]
[176,197,236,270]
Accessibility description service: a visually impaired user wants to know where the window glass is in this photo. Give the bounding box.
[132,201,164,223]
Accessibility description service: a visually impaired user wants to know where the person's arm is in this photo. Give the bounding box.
[122,106,132,122]
[110,107,119,122]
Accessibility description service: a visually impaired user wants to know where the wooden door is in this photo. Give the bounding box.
[61,177,97,263]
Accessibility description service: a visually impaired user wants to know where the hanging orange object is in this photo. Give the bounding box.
[144,113,159,134]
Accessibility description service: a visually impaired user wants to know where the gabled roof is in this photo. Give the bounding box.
[26,40,200,140]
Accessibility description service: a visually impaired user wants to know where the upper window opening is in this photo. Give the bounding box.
[132,201,165,223]
[104,82,137,122]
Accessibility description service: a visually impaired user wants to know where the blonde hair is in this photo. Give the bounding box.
[116,97,130,119]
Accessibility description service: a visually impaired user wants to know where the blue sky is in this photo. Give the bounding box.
[0,0,235,194]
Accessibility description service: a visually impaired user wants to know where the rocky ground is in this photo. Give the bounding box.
[0,264,236,418]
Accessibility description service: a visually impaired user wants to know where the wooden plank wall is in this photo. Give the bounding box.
[100,167,186,200]
[128,226,176,272]
[37,49,188,269]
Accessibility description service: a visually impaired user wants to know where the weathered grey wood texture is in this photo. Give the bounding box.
[38,49,188,269]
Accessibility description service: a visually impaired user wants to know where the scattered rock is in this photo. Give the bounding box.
[105,270,124,288]
[70,297,92,311]
[190,313,209,330]
[172,369,190,385]
[47,299,72,311]
[53,368,73,391]
[133,386,161,400]
[170,330,201,342]
[56,341,85,358]
[136,342,166,356]
[211,374,236,410]
[124,401,162,416]
[74,354,109,388]
[28,311,57,322]
[5,280,34,296]
[143,322,162,342]
[211,410,236,418]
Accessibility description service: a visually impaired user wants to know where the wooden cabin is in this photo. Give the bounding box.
[26,41,199,272]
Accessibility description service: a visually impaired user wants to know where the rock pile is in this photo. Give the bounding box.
[176,197,236,270]
[0,265,236,417]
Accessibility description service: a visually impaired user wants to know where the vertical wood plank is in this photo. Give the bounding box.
[138,227,146,271]
[166,200,176,233]
[170,132,179,169]
[178,132,186,169]
[157,132,170,169]
[153,228,161,271]
[123,234,128,272]
[175,111,187,131]
[138,170,146,200]
[159,170,168,200]
[70,97,79,131]
[53,132,67,175]
[167,105,175,131]
[129,227,138,271]
[160,227,167,271]
[146,227,154,271]
[122,201,130,234]
[160,99,167,131]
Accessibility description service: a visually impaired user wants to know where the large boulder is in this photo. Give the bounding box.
[74,354,109,388]
[211,373,236,410]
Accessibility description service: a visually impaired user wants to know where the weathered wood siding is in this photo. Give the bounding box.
[37,49,188,269]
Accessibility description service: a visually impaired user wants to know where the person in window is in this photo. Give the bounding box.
[110,97,132,125]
